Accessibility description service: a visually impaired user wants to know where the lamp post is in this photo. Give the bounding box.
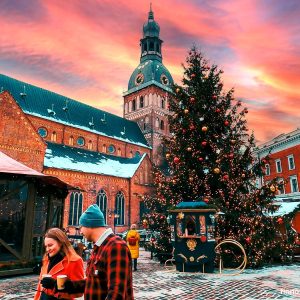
[108,209,119,233]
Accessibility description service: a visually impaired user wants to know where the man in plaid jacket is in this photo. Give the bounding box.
[62,204,134,299]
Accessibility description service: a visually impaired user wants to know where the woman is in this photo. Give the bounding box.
[34,228,84,300]
[126,224,140,271]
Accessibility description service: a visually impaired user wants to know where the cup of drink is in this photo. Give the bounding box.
[42,274,52,279]
[57,275,68,290]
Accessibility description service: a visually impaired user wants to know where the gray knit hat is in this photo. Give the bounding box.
[79,204,105,228]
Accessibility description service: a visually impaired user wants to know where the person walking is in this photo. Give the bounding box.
[34,227,84,300]
[52,204,134,299]
[126,224,140,271]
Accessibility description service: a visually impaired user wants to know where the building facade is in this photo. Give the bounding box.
[256,128,300,196]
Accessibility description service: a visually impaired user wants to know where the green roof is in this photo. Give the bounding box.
[176,201,209,209]
[44,142,146,178]
[0,74,150,148]
[127,59,173,92]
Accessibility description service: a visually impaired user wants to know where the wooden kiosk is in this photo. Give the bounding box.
[168,201,217,272]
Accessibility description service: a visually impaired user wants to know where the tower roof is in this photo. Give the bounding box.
[143,4,160,38]
[126,5,173,93]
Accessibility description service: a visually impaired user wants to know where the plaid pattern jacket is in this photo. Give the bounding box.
[74,234,134,300]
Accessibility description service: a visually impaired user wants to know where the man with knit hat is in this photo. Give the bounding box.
[61,204,134,299]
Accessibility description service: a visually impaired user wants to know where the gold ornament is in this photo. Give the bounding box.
[202,126,208,132]
[189,256,195,262]
[184,109,189,114]
[270,185,276,192]
[186,239,197,251]
[178,212,184,219]
[187,147,192,152]
[214,167,220,174]
[166,153,170,159]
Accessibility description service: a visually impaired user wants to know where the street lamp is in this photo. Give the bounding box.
[108,209,120,233]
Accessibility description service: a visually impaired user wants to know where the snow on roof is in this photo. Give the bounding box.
[270,201,300,216]
[44,142,146,178]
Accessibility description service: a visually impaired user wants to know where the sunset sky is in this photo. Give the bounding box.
[1,0,299,143]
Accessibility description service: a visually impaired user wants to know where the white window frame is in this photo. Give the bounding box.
[290,176,299,193]
[287,155,295,170]
[275,159,282,173]
[265,164,270,176]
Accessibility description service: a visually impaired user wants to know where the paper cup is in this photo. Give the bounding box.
[57,275,68,290]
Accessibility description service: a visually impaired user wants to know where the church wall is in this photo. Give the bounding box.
[0,92,46,171]
[27,115,151,158]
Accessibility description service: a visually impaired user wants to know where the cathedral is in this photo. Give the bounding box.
[0,7,173,234]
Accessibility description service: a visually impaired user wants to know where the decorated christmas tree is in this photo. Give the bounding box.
[144,47,295,267]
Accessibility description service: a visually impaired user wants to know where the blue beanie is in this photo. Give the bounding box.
[79,204,106,228]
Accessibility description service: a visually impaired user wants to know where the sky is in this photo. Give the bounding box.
[1,0,300,144]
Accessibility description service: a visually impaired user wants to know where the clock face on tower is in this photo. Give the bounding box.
[135,73,144,86]
[160,74,169,85]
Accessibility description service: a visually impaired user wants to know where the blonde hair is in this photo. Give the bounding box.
[130,224,137,230]
[43,227,78,261]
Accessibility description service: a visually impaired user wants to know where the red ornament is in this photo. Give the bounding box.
[202,126,208,132]
[277,217,284,224]
[201,141,207,147]
[190,97,196,103]
[200,235,207,243]
[212,95,217,100]
[190,124,195,130]
[223,174,229,180]
[215,108,221,113]
[191,73,196,78]
[224,120,229,126]
[198,157,203,161]
[245,237,251,244]
[204,197,209,203]
[228,153,234,159]
[174,157,180,164]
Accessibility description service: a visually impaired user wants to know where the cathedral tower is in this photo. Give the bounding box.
[123,5,173,166]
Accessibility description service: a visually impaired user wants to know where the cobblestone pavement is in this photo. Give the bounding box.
[0,249,300,300]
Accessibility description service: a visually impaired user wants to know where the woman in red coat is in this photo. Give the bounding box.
[34,228,84,300]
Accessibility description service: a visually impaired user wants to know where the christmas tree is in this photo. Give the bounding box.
[144,47,295,267]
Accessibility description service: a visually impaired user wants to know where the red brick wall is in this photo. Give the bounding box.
[0,92,46,171]
[263,145,300,193]
[28,115,151,158]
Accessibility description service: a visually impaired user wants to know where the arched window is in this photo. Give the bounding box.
[149,42,154,51]
[155,117,159,128]
[160,120,165,130]
[68,192,83,226]
[88,140,93,150]
[129,151,133,158]
[161,98,165,109]
[140,169,144,184]
[115,191,125,225]
[156,43,160,52]
[132,99,136,111]
[69,136,74,146]
[51,131,57,142]
[117,148,121,156]
[96,189,107,224]
[102,144,107,153]
[140,96,144,108]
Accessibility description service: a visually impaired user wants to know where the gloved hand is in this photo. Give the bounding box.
[41,277,56,289]
[62,279,74,292]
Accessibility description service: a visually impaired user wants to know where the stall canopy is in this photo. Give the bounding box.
[0,150,75,190]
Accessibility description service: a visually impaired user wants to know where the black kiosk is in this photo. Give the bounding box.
[168,201,217,273]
